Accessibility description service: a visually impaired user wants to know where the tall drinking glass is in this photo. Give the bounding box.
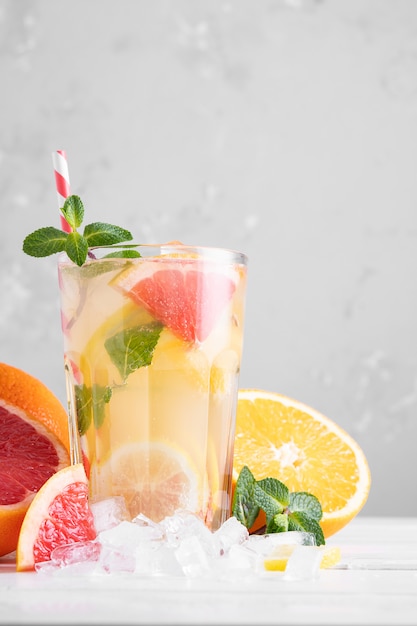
[58,244,247,531]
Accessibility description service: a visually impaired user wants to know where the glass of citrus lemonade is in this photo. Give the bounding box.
[58,244,247,531]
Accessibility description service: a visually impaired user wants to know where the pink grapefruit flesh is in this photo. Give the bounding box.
[118,268,236,343]
[16,463,96,571]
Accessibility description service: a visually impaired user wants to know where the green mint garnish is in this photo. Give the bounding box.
[254,476,290,518]
[289,491,323,521]
[105,322,163,382]
[23,195,140,266]
[231,465,261,530]
[74,322,163,433]
[232,465,325,546]
[75,383,112,436]
[100,249,142,259]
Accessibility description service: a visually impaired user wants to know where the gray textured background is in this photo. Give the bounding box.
[1,0,416,517]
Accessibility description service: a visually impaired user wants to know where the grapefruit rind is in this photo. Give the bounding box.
[0,401,70,477]
[0,407,70,557]
[0,363,71,557]
[0,362,70,451]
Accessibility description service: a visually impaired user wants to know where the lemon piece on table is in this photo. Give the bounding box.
[264,544,342,571]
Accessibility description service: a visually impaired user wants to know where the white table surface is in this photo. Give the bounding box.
[1,516,416,625]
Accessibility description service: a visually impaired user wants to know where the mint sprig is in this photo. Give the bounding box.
[72,320,163,435]
[23,195,139,266]
[232,465,325,546]
[104,322,163,382]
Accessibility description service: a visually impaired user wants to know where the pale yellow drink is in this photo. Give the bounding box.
[58,245,247,531]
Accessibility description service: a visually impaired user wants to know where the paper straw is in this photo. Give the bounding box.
[52,150,72,232]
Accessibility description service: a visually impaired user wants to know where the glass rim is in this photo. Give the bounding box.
[58,243,248,265]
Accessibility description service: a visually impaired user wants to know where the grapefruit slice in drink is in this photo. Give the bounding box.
[113,264,237,343]
[16,463,96,571]
[0,363,70,557]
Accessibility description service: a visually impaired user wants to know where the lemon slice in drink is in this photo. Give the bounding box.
[97,442,200,522]
[151,330,210,390]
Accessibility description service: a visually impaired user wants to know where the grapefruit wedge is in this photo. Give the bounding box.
[113,265,236,343]
[0,362,70,557]
[16,463,96,571]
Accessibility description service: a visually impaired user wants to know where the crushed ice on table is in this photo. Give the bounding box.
[283,544,324,581]
[34,496,322,580]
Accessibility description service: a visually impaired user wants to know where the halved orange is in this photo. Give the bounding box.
[16,463,96,571]
[233,389,371,538]
[97,442,200,523]
[0,362,70,557]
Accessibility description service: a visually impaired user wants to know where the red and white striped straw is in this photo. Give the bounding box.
[52,150,72,233]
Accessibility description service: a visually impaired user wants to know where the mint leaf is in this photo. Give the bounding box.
[75,383,112,435]
[61,195,84,229]
[232,466,326,545]
[103,250,142,259]
[105,322,163,381]
[268,513,289,533]
[65,231,89,266]
[22,194,140,266]
[74,324,162,434]
[288,511,325,546]
[254,477,289,520]
[74,385,91,435]
[83,222,133,246]
[93,385,112,429]
[231,465,260,529]
[23,227,68,257]
[289,491,322,521]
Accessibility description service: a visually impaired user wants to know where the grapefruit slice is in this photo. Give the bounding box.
[0,362,70,557]
[16,463,96,571]
[113,266,236,343]
[233,389,371,538]
[98,442,199,522]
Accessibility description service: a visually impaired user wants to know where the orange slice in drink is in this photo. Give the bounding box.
[233,389,371,538]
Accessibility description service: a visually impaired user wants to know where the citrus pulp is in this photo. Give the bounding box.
[16,463,96,571]
[114,265,236,343]
[97,441,199,522]
[233,389,371,538]
[0,362,70,557]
